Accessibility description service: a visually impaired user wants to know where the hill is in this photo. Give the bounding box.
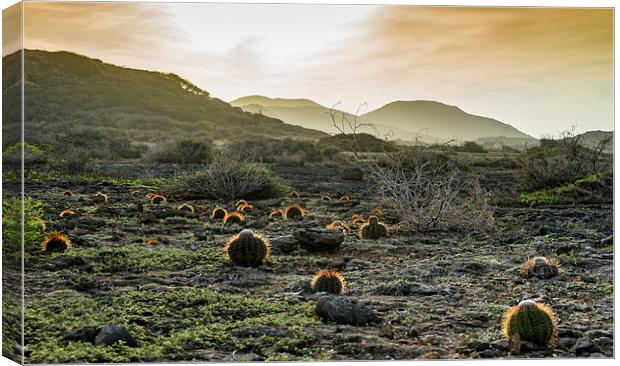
[575,130,613,154]
[360,100,534,143]
[231,96,536,145]
[2,50,327,149]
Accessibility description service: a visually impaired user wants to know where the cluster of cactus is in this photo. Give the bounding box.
[40,233,72,252]
[94,192,108,203]
[223,211,244,224]
[211,207,228,220]
[59,209,75,218]
[177,203,195,213]
[326,220,351,235]
[522,257,559,279]
[359,216,388,239]
[311,270,346,294]
[224,229,271,267]
[285,204,305,219]
[501,299,558,347]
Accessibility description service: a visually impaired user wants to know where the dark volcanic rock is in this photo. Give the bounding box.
[315,295,379,325]
[62,326,101,343]
[94,324,138,347]
[295,228,344,252]
[269,235,299,254]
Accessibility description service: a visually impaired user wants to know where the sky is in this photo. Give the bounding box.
[3,2,614,137]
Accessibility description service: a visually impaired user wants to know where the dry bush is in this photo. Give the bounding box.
[172,157,288,200]
[328,104,494,233]
[373,155,494,232]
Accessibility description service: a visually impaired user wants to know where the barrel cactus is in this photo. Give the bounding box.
[237,203,254,212]
[326,220,351,235]
[177,203,195,213]
[150,194,166,204]
[522,257,559,279]
[502,299,558,347]
[131,189,141,197]
[339,195,350,201]
[63,189,73,197]
[352,217,365,225]
[224,229,271,267]
[311,270,346,295]
[321,195,331,202]
[268,209,283,219]
[94,192,108,203]
[359,216,387,239]
[59,209,75,218]
[371,208,384,215]
[223,211,245,224]
[211,207,227,220]
[236,200,249,207]
[285,204,305,219]
[40,233,72,252]
[290,191,300,198]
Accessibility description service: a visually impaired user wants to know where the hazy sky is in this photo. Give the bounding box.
[5,2,614,137]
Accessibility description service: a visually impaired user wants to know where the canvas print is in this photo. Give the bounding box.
[1,1,614,363]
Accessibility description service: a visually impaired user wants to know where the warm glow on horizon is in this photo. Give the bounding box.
[7,2,614,137]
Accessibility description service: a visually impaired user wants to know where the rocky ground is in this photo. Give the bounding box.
[7,163,614,362]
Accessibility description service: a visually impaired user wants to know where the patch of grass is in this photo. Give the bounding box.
[467,301,506,319]
[25,288,320,363]
[65,246,225,273]
[566,282,613,295]
[2,196,47,256]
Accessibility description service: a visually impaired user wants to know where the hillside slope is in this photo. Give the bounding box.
[2,50,327,147]
[360,100,534,142]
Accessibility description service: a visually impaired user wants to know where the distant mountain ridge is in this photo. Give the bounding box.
[231,96,536,144]
[2,50,327,148]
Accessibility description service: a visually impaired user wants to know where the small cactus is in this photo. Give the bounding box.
[146,192,157,199]
[59,209,75,218]
[224,229,270,267]
[352,213,362,219]
[236,200,249,207]
[94,192,108,203]
[177,203,195,213]
[326,220,351,235]
[150,195,166,204]
[339,195,350,201]
[223,211,245,224]
[351,217,365,225]
[147,239,157,246]
[311,270,346,294]
[211,207,227,220]
[290,191,300,198]
[371,208,383,215]
[40,233,72,252]
[285,204,305,219]
[131,189,141,197]
[522,257,559,279]
[501,299,558,347]
[359,216,388,239]
[268,209,283,219]
[320,195,331,202]
[237,203,254,212]
[63,189,73,197]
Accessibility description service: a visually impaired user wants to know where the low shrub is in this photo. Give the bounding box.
[172,161,288,200]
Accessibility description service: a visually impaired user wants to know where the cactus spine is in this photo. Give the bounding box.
[359,216,388,239]
[311,270,346,294]
[501,299,558,347]
[224,229,271,267]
